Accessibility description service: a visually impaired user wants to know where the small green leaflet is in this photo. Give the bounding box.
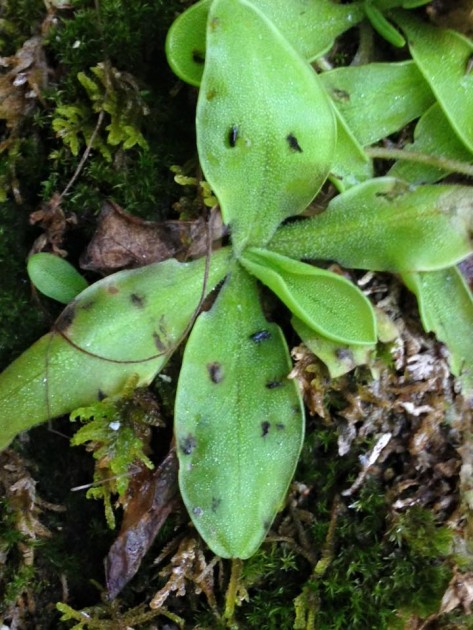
[269,178,473,272]
[196,0,336,252]
[240,248,376,345]
[393,12,473,154]
[0,249,231,450]
[175,265,304,558]
[27,252,89,304]
[402,267,473,397]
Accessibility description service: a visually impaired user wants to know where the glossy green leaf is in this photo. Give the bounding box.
[175,265,304,558]
[393,12,473,154]
[402,267,473,397]
[0,249,231,450]
[27,252,89,304]
[165,0,364,87]
[196,0,336,253]
[241,248,376,345]
[269,178,473,272]
[389,103,473,184]
[320,61,435,146]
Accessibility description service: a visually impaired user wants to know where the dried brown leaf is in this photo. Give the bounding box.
[0,36,48,132]
[29,193,77,255]
[105,449,179,600]
[80,201,225,274]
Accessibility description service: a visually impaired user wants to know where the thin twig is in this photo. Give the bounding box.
[366,146,473,178]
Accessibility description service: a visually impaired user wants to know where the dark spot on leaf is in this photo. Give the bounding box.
[228,125,238,147]
[292,405,300,414]
[192,506,204,517]
[261,421,271,437]
[249,330,271,343]
[180,434,197,455]
[263,520,271,530]
[97,389,106,401]
[55,303,76,332]
[211,497,221,512]
[207,362,223,383]
[153,332,166,352]
[266,380,283,389]
[332,88,350,102]
[107,285,119,294]
[192,49,205,64]
[335,348,353,361]
[287,133,303,153]
[130,293,145,308]
[207,89,217,100]
[80,300,95,311]
[210,17,220,30]
[276,423,285,431]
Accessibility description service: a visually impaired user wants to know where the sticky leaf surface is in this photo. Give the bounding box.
[320,61,434,146]
[197,0,335,252]
[269,179,473,272]
[175,265,304,558]
[0,249,230,450]
[165,0,364,86]
[240,249,376,345]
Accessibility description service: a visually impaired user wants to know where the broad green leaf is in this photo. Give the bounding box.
[240,248,376,345]
[196,0,336,253]
[165,0,364,87]
[393,12,473,154]
[0,249,231,450]
[329,103,373,191]
[402,267,473,397]
[175,265,304,558]
[269,178,473,272]
[27,253,89,304]
[389,104,473,184]
[292,317,375,379]
[320,61,435,146]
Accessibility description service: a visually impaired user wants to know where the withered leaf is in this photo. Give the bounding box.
[0,36,48,132]
[80,201,225,274]
[105,448,179,600]
[29,193,77,255]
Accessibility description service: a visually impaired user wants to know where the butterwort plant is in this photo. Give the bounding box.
[1,0,473,560]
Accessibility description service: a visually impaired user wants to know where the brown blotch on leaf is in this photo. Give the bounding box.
[55,303,76,332]
[261,421,271,437]
[130,293,145,308]
[207,362,224,384]
[180,434,197,456]
[107,285,119,295]
[153,332,166,353]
